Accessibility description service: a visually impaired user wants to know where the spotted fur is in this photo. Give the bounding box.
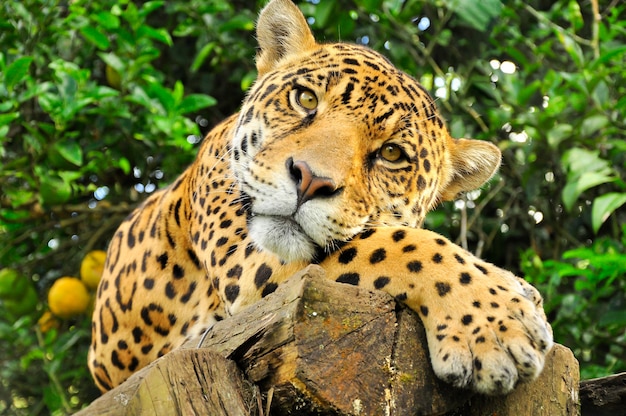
[89,0,552,396]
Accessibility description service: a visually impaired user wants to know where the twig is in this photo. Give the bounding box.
[590,0,601,59]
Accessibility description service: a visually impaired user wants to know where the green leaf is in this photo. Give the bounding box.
[42,386,63,412]
[240,70,257,91]
[138,1,165,18]
[38,92,62,115]
[0,101,12,112]
[127,86,158,111]
[591,193,626,233]
[177,94,217,114]
[39,175,72,206]
[4,188,34,208]
[562,171,616,211]
[173,81,184,105]
[146,83,175,114]
[581,114,609,137]
[597,310,626,328]
[446,0,503,32]
[591,81,609,109]
[117,157,131,174]
[98,52,125,72]
[546,124,572,149]
[566,0,583,30]
[0,112,19,127]
[312,1,335,29]
[80,26,110,50]
[4,56,33,89]
[361,0,383,13]
[191,43,216,73]
[557,31,584,67]
[136,25,172,46]
[92,11,120,30]
[561,148,611,179]
[218,15,255,32]
[591,45,626,68]
[52,141,83,166]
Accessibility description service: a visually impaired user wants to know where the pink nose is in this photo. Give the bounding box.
[286,158,338,207]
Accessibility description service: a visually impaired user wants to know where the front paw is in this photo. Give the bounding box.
[424,272,553,395]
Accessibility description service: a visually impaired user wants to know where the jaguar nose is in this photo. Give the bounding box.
[286,157,338,207]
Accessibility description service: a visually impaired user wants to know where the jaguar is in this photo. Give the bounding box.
[88,0,553,396]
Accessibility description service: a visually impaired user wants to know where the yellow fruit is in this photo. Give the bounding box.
[105,64,122,89]
[48,277,91,319]
[38,310,60,333]
[80,250,107,290]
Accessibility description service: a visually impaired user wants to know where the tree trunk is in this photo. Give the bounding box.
[77,265,580,415]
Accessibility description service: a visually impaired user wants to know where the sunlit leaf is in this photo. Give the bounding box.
[218,15,255,32]
[52,141,83,166]
[191,43,216,73]
[240,70,257,92]
[581,114,609,137]
[117,157,131,174]
[92,11,120,30]
[562,171,616,211]
[561,148,611,180]
[137,25,172,46]
[177,94,217,114]
[80,26,110,50]
[138,1,165,18]
[592,193,626,233]
[556,31,584,67]
[98,52,124,72]
[0,112,19,127]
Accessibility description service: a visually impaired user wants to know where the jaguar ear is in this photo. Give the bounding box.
[256,0,317,76]
[439,139,502,201]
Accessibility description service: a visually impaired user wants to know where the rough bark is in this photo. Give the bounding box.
[579,372,626,416]
[76,349,258,415]
[77,265,581,415]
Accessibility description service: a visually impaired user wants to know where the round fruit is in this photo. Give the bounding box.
[48,277,91,319]
[105,64,122,89]
[3,283,39,317]
[0,268,29,300]
[80,250,107,290]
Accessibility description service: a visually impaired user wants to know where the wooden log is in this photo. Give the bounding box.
[580,372,626,416]
[78,265,580,415]
[75,349,258,415]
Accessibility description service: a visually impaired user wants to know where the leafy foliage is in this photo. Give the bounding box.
[0,0,624,413]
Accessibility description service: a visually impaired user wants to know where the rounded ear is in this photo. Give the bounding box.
[256,0,317,76]
[439,139,502,201]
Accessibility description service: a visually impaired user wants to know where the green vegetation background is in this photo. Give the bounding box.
[1,0,625,413]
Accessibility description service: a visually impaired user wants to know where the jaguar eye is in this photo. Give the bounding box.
[379,144,404,162]
[296,89,318,111]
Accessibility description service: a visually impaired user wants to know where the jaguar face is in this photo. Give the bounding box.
[230,44,454,262]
